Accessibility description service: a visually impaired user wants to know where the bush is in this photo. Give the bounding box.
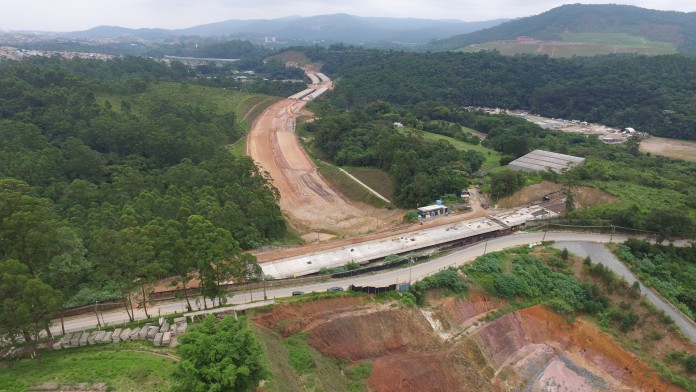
[620,311,639,332]
[467,253,503,273]
[174,315,267,392]
[285,334,315,375]
[547,298,574,315]
[493,273,525,298]
[685,355,696,373]
[410,268,468,305]
[561,248,569,261]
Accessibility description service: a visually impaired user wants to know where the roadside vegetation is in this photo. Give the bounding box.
[254,309,374,391]
[174,315,267,392]
[613,239,696,321]
[405,244,696,389]
[0,341,177,392]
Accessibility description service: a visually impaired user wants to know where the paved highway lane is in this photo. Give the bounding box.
[554,241,696,345]
[50,232,691,336]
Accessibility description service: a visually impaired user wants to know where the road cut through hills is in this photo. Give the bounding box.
[246,70,400,236]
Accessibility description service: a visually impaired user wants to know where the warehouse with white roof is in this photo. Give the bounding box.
[508,150,585,173]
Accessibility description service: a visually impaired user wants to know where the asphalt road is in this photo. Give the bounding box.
[553,241,696,345]
[50,232,693,338]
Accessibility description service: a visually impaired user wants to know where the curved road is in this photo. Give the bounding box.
[50,232,695,344]
[553,241,696,344]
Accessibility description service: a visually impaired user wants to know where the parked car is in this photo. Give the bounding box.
[327,286,344,292]
[292,291,304,296]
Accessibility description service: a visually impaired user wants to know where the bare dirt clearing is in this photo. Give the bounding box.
[253,296,684,391]
[247,96,401,235]
[498,180,620,210]
[640,136,696,162]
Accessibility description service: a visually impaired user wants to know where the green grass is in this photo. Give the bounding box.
[343,166,395,201]
[413,129,501,168]
[240,95,282,125]
[144,82,260,118]
[345,361,373,392]
[256,327,303,392]
[592,181,691,214]
[97,81,277,130]
[0,342,177,392]
[317,162,392,209]
[460,33,676,57]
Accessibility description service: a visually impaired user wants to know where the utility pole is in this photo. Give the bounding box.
[262,275,268,301]
[408,254,414,286]
[543,222,549,241]
[610,225,615,242]
[94,301,101,328]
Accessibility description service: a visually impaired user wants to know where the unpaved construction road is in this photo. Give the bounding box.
[246,73,400,235]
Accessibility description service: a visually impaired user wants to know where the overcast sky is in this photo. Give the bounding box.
[1,0,694,32]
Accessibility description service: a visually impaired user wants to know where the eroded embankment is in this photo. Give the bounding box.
[253,295,684,392]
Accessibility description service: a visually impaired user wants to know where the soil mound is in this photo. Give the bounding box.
[307,308,440,360]
[256,297,685,391]
[253,296,371,336]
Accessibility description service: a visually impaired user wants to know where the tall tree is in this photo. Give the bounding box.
[0,260,61,343]
[174,315,267,392]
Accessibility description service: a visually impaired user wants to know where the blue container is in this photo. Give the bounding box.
[435,200,443,205]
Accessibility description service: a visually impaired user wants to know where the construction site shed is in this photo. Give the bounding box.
[417,205,448,217]
[508,150,585,173]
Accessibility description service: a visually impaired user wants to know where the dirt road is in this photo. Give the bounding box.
[246,73,400,236]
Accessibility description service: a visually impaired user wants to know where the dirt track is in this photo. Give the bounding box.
[246,75,400,236]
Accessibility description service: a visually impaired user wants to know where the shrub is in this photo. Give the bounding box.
[285,334,315,375]
[493,272,525,298]
[685,355,696,373]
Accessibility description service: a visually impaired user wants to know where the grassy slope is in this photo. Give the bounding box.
[460,33,676,57]
[0,342,177,392]
[413,129,501,167]
[590,181,696,222]
[343,166,395,201]
[256,326,356,392]
[317,162,392,209]
[97,82,280,157]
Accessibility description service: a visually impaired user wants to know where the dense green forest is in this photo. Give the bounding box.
[616,239,696,321]
[427,4,696,53]
[305,46,696,141]
[304,52,696,237]
[304,101,485,207]
[0,56,291,340]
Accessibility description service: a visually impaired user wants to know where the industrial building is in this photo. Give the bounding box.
[508,150,585,173]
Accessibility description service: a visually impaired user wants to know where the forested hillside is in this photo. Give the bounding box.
[428,4,696,53]
[0,57,289,337]
[307,46,696,141]
[305,101,485,207]
[302,47,696,238]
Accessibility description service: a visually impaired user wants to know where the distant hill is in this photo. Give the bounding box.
[66,14,506,46]
[427,4,696,55]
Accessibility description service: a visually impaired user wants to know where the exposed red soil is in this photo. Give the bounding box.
[246,82,399,236]
[497,180,620,209]
[307,308,440,360]
[255,295,686,392]
[369,350,490,392]
[253,296,373,337]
